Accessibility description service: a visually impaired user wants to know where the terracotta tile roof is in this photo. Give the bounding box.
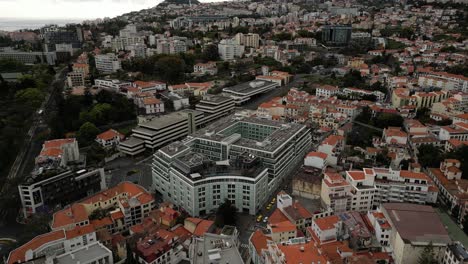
[322,135,344,146]
[250,230,271,255]
[193,219,214,236]
[52,204,88,229]
[314,215,339,231]
[306,151,328,159]
[277,240,328,264]
[96,129,124,141]
[348,171,366,181]
[399,170,430,180]
[269,209,289,225]
[143,97,162,105]
[7,230,65,264]
[43,138,76,149]
[65,224,95,239]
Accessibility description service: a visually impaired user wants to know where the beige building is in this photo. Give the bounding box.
[381,203,451,264]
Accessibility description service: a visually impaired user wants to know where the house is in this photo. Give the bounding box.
[96,129,125,148]
[382,127,408,145]
[133,80,166,92]
[35,138,80,169]
[142,97,165,114]
[318,135,345,166]
[193,61,218,75]
[304,151,328,170]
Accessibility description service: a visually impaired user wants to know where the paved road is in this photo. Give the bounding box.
[105,155,154,191]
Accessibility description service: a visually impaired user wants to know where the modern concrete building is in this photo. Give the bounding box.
[94,79,131,92]
[18,169,107,218]
[190,226,243,264]
[321,24,352,46]
[0,50,57,65]
[152,116,311,216]
[218,39,245,61]
[120,96,234,156]
[67,72,85,87]
[95,53,122,74]
[223,80,278,105]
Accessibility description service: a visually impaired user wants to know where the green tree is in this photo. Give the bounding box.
[417,241,438,264]
[15,88,44,110]
[155,56,186,84]
[215,199,238,227]
[77,122,100,146]
[374,113,404,129]
[202,44,220,61]
[418,145,442,168]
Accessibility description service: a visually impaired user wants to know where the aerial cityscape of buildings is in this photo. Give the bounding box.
[0,0,468,263]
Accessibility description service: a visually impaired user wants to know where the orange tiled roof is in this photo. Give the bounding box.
[97,129,124,141]
[250,230,271,255]
[306,151,328,160]
[65,224,95,239]
[399,170,430,180]
[7,230,65,264]
[348,171,365,181]
[314,215,339,231]
[277,240,328,264]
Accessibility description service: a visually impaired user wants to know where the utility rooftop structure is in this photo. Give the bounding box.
[223,80,278,105]
[152,115,311,216]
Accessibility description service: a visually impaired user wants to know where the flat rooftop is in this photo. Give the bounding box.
[197,95,233,105]
[192,233,243,264]
[173,151,266,180]
[223,80,276,95]
[138,109,204,130]
[191,115,306,153]
[120,136,144,147]
[382,203,451,245]
[55,242,110,264]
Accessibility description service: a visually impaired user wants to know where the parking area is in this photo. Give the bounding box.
[104,154,154,191]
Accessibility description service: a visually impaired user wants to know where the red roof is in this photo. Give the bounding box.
[314,215,339,231]
[306,151,328,160]
[8,230,65,264]
[96,129,124,141]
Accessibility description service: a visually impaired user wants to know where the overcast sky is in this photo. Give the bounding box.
[0,0,214,19]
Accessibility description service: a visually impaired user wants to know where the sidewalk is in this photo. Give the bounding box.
[435,207,468,248]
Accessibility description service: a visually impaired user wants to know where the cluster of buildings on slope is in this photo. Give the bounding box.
[249,191,467,264]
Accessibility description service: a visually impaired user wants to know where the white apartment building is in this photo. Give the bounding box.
[321,167,438,213]
[218,39,245,61]
[95,53,122,74]
[94,79,131,92]
[193,61,218,75]
[7,225,100,264]
[234,33,260,48]
[316,85,339,98]
[418,72,468,92]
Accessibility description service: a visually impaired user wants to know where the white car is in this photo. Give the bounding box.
[263,216,269,223]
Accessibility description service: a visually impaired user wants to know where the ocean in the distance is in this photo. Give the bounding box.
[0,18,85,32]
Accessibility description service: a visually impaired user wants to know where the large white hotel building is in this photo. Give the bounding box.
[152,115,311,216]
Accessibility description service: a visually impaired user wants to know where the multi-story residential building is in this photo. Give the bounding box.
[50,241,113,264]
[223,80,278,105]
[218,39,245,60]
[381,203,451,264]
[142,97,165,115]
[35,138,80,169]
[321,167,438,213]
[0,50,57,65]
[152,116,311,216]
[342,87,385,102]
[7,225,105,264]
[316,85,339,98]
[66,72,85,88]
[418,71,468,92]
[95,53,122,74]
[72,63,89,77]
[18,169,106,217]
[439,123,468,141]
[366,211,392,247]
[94,79,131,92]
[51,181,155,231]
[193,61,218,75]
[234,33,260,48]
[317,135,345,166]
